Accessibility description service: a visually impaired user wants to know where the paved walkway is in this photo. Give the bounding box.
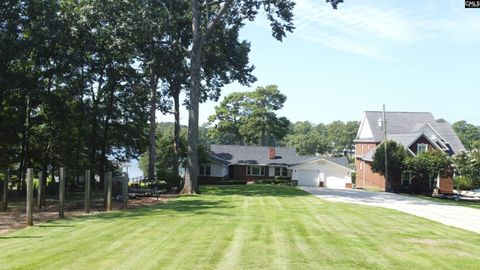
[301,187,480,234]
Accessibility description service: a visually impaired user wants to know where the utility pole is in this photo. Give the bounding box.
[383,104,389,192]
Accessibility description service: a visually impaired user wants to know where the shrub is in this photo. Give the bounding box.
[253,179,297,186]
[454,176,473,191]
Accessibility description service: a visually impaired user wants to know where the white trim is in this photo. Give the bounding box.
[417,143,428,154]
[199,164,212,176]
[356,115,374,140]
[419,123,449,150]
[246,165,265,176]
[274,167,289,177]
[424,123,449,144]
[406,132,442,153]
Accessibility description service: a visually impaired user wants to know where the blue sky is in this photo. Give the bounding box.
[177,0,480,127]
[138,0,480,178]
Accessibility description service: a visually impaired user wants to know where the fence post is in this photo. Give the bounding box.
[26,168,33,226]
[37,171,43,209]
[85,169,90,213]
[59,167,65,218]
[122,176,128,209]
[106,172,112,212]
[2,170,8,211]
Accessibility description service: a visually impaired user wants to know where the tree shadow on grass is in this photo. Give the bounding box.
[76,198,235,222]
[37,224,76,228]
[4,185,305,229]
[0,236,43,239]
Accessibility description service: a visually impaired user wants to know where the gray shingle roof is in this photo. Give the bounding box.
[359,111,465,154]
[208,144,351,168]
[325,157,351,168]
[209,144,313,165]
[388,132,423,148]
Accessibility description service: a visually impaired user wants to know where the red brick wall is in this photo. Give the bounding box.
[439,176,453,194]
[355,142,386,191]
[355,158,386,191]
[409,136,436,154]
[355,142,378,157]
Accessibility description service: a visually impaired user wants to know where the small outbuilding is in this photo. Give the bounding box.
[290,158,353,188]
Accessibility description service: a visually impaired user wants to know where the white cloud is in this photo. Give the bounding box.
[290,0,480,61]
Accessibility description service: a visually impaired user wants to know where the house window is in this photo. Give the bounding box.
[401,172,412,187]
[274,167,289,177]
[417,143,428,154]
[247,166,265,176]
[199,165,211,176]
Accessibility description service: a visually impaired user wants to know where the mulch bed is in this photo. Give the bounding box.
[0,193,178,235]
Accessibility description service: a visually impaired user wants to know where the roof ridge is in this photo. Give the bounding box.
[365,111,432,114]
[210,144,295,150]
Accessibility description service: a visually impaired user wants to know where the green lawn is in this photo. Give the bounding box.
[1,185,479,270]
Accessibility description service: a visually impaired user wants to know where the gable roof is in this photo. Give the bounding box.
[356,111,465,154]
[209,144,313,165]
[207,144,350,169]
[289,156,352,171]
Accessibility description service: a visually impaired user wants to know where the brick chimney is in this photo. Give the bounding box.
[269,147,276,159]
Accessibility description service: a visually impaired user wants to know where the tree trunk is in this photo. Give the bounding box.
[100,79,116,195]
[2,170,8,211]
[148,71,158,182]
[182,0,202,194]
[37,141,50,208]
[89,72,103,192]
[89,101,98,190]
[19,97,31,193]
[51,164,55,192]
[41,145,49,206]
[182,0,232,194]
[172,87,181,187]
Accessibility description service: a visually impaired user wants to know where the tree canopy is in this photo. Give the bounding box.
[452,150,480,189]
[207,85,290,146]
[0,0,344,195]
[371,140,408,190]
[452,120,480,150]
[282,121,359,155]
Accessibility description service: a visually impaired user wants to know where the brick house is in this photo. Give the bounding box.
[355,111,465,194]
[199,144,353,188]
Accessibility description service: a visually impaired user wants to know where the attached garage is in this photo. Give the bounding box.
[291,158,352,189]
[295,169,321,187]
[325,176,347,189]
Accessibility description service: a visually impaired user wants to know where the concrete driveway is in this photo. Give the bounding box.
[301,187,480,234]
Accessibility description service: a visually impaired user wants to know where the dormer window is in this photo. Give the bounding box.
[417,143,427,154]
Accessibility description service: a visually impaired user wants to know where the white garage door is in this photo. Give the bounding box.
[296,170,319,186]
[325,176,346,189]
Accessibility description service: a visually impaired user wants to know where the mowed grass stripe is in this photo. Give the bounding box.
[1,185,479,270]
